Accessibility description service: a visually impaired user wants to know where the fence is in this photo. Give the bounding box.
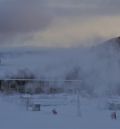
[0,79,82,115]
[0,79,82,94]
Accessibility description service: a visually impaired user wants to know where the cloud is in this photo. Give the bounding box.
[46,0,120,17]
[31,16,120,47]
[0,0,53,35]
[0,0,120,35]
[0,0,120,46]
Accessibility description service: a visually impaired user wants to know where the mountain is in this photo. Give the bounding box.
[84,36,120,96]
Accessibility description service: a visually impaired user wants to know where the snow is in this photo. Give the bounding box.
[0,94,120,129]
[0,38,120,128]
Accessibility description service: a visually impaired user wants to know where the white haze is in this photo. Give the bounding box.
[0,38,120,96]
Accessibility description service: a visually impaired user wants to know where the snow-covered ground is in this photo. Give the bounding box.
[0,94,120,129]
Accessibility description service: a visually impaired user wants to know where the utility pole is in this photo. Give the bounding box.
[76,87,81,116]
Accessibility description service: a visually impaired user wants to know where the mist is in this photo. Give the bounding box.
[1,37,120,97]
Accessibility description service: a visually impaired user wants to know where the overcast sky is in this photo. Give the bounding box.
[0,0,120,47]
